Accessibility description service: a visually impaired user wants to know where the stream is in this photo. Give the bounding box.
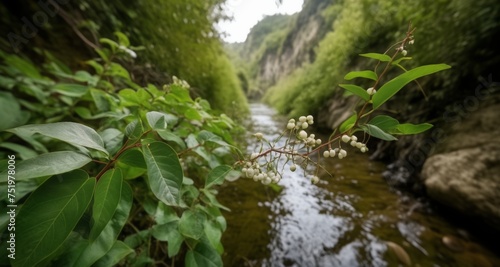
[219,103,500,267]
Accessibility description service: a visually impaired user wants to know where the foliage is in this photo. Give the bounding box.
[239,28,449,185]
[0,34,244,266]
[0,0,248,115]
[79,0,248,116]
[261,0,499,118]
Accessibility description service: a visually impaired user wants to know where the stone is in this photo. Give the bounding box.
[422,145,500,230]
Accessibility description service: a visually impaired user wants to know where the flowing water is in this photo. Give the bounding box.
[219,103,500,267]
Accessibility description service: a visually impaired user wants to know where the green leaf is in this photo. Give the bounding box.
[152,221,184,257]
[114,31,130,46]
[179,210,207,240]
[344,70,378,81]
[117,149,146,169]
[91,89,111,112]
[51,83,89,97]
[154,202,180,224]
[4,54,42,79]
[0,151,91,182]
[0,142,37,160]
[338,84,370,101]
[204,220,222,250]
[142,142,183,206]
[169,84,194,102]
[93,241,134,267]
[85,60,104,75]
[200,190,230,211]
[392,57,412,65]
[185,107,203,121]
[100,128,124,156]
[99,38,119,50]
[125,120,143,140]
[359,53,392,62]
[205,165,232,189]
[90,169,123,241]
[360,124,397,141]
[74,181,132,267]
[394,123,433,135]
[106,63,130,80]
[197,130,230,147]
[339,113,357,133]
[119,89,140,106]
[372,64,451,109]
[157,130,187,150]
[13,170,95,267]
[8,122,109,156]
[0,92,30,131]
[185,240,222,267]
[368,115,399,132]
[146,111,169,130]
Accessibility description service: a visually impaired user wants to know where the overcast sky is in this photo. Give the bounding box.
[217,0,303,43]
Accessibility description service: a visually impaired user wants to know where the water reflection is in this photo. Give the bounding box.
[220,103,500,267]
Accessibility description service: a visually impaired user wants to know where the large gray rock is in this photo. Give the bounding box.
[421,101,500,230]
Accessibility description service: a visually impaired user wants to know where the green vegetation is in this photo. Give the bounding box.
[0,34,244,266]
[0,0,248,115]
[232,0,499,118]
[241,29,449,184]
[227,14,295,98]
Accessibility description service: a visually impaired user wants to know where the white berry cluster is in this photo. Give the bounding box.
[287,115,314,130]
[172,76,190,88]
[342,134,369,153]
[396,36,414,57]
[287,115,322,148]
[241,160,281,185]
[323,148,347,159]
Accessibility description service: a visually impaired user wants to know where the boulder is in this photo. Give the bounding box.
[421,100,500,231]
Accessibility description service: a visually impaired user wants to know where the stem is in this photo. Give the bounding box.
[95,142,142,181]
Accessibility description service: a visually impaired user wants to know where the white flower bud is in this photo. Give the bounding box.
[242,167,247,173]
[306,115,313,121]
[290,164,297,172]
[263,177,272,185]
[323,150,330,157]
[289,118,295,123]
[316,139,322,145]
[360,147,367,153]
[355,142,363,149]
[254,133,264,140]
[351,135,358,142]
[246,168,255,178]
[341,135,351,143]
[350,141,357,147]
[311,176,320,184]
[339,149,347,159]
[301,122,309,129]
[409,39,414,45]
[299,116,307,122]
[298,130,307,140]
[287,122,295,130]
[367,87,376,95]
[250,153,259,159]
[402,50,408,56]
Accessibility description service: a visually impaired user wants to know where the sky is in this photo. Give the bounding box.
[217,0,304,43]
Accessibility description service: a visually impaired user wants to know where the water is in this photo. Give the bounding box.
[219,103,500,267]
